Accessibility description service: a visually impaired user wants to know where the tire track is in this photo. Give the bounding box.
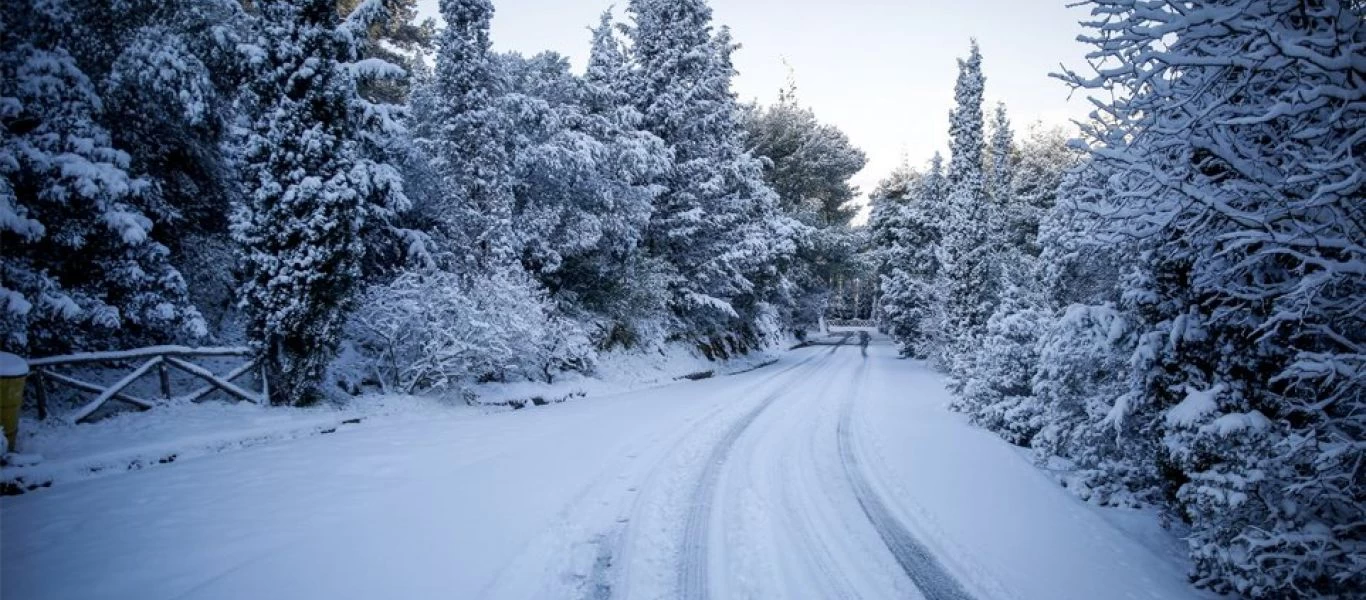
[593,345,836,600]
[837,360,976,600]
[678,340,847,600]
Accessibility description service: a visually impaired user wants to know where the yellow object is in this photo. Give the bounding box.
[0,374,23,451]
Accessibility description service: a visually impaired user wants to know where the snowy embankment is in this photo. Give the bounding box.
[1,334,1209,600]
[0,339,790,494]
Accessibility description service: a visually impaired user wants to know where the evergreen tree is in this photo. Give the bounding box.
[0,1,206,355]
[743,80,867,330]
[934,40,996,378]
[1052,2,1365,595]
[337,0,435,103]
[497,48,668,346]
[233,0,407,404]
[986,101,1015,206]
[743,81,867,227]
[876,154,947,358]
[625,0,799,342]
[413,0,515,270]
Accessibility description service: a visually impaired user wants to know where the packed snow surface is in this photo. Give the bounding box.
[1,334,1209,599]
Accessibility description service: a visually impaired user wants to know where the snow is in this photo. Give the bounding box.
[1166,384,1224,427]
[0,352,27,377]
[1,335,1207,599]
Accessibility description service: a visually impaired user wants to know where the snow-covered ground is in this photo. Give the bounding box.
[1,333,1209,599]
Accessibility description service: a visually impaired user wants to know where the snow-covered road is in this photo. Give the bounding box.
[1,335,1208,600]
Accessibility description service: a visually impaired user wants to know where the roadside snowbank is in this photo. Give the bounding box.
[1,339,788,493]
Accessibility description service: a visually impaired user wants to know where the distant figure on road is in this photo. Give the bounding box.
[859,331,870,357]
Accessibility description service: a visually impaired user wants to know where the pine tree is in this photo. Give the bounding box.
[413,0,515,270]
[876,154,948,358]
[743,82,867,227]
[958,126,1077,431]
[497,47,668,348]
[94,0,250,336]
[337,0,436,104]
[934,40,996,379]
[743,81,867,330]
[233,0,407,404]
[625,0,799,342]
[986,101,1015,206]
[0,1,206,355]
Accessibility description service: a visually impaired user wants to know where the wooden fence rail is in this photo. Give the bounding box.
[827,319,876,328]
[25,346,265,423]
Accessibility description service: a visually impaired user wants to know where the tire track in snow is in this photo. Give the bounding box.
[678,339,847,600]
[837,360,977,600]
[593,345,836,599]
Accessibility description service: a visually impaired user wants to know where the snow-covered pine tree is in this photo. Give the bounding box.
[986,101,1015,208]
[233,0,407,405]
[1058,1,1365,595]
[338,0,435,104]
[91,0,251,338]
[935,40,996,380]
[743,81,868,228]
[1003,125,1077,259]
[742,80,867,330]
[625,0,800,343]
[497,48,667,350]
[959,126,1078,439]
[875,154,948,358]
[571,12,674,348]
[0,1,206,355]
[413,0,515,270]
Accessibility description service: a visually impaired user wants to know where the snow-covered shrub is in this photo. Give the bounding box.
[1160,383,1282,596]
[961,282,1046,445]
[1030,303,1151,507]
[349,268,593,395]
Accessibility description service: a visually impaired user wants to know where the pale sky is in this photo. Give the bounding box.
[416,0,1096,215]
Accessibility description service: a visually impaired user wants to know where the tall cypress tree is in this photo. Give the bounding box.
[415,0,515,271]
[233,0,407,404]
[935,40,996,381]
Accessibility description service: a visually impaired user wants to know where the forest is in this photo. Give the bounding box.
[1,0,1361,598]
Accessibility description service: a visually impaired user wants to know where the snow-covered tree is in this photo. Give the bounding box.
[497,48,669,348]
[957,126,1078,434]
[961,275,1047,445]
[986,101,1015,206]
[233,0,408,405]
[934,40,996,378]
[744,81,868,227]
[875,154,947,357]
[0,2,206,355]
[625,0,801,342]
[1030,302,1148,505]
[412,0,515,269]
[338,0,435,104]
[743,81,867,330]
[92,1,251,338]
[1054,2,1365,595]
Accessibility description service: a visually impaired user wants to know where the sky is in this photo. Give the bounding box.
[415,0,1098,216]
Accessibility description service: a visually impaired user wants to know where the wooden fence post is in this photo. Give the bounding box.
[158,361,172,401]
[33,370,48,420]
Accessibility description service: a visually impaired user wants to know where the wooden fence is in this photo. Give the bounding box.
[827,319,877,328]
[26,346,266,423]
